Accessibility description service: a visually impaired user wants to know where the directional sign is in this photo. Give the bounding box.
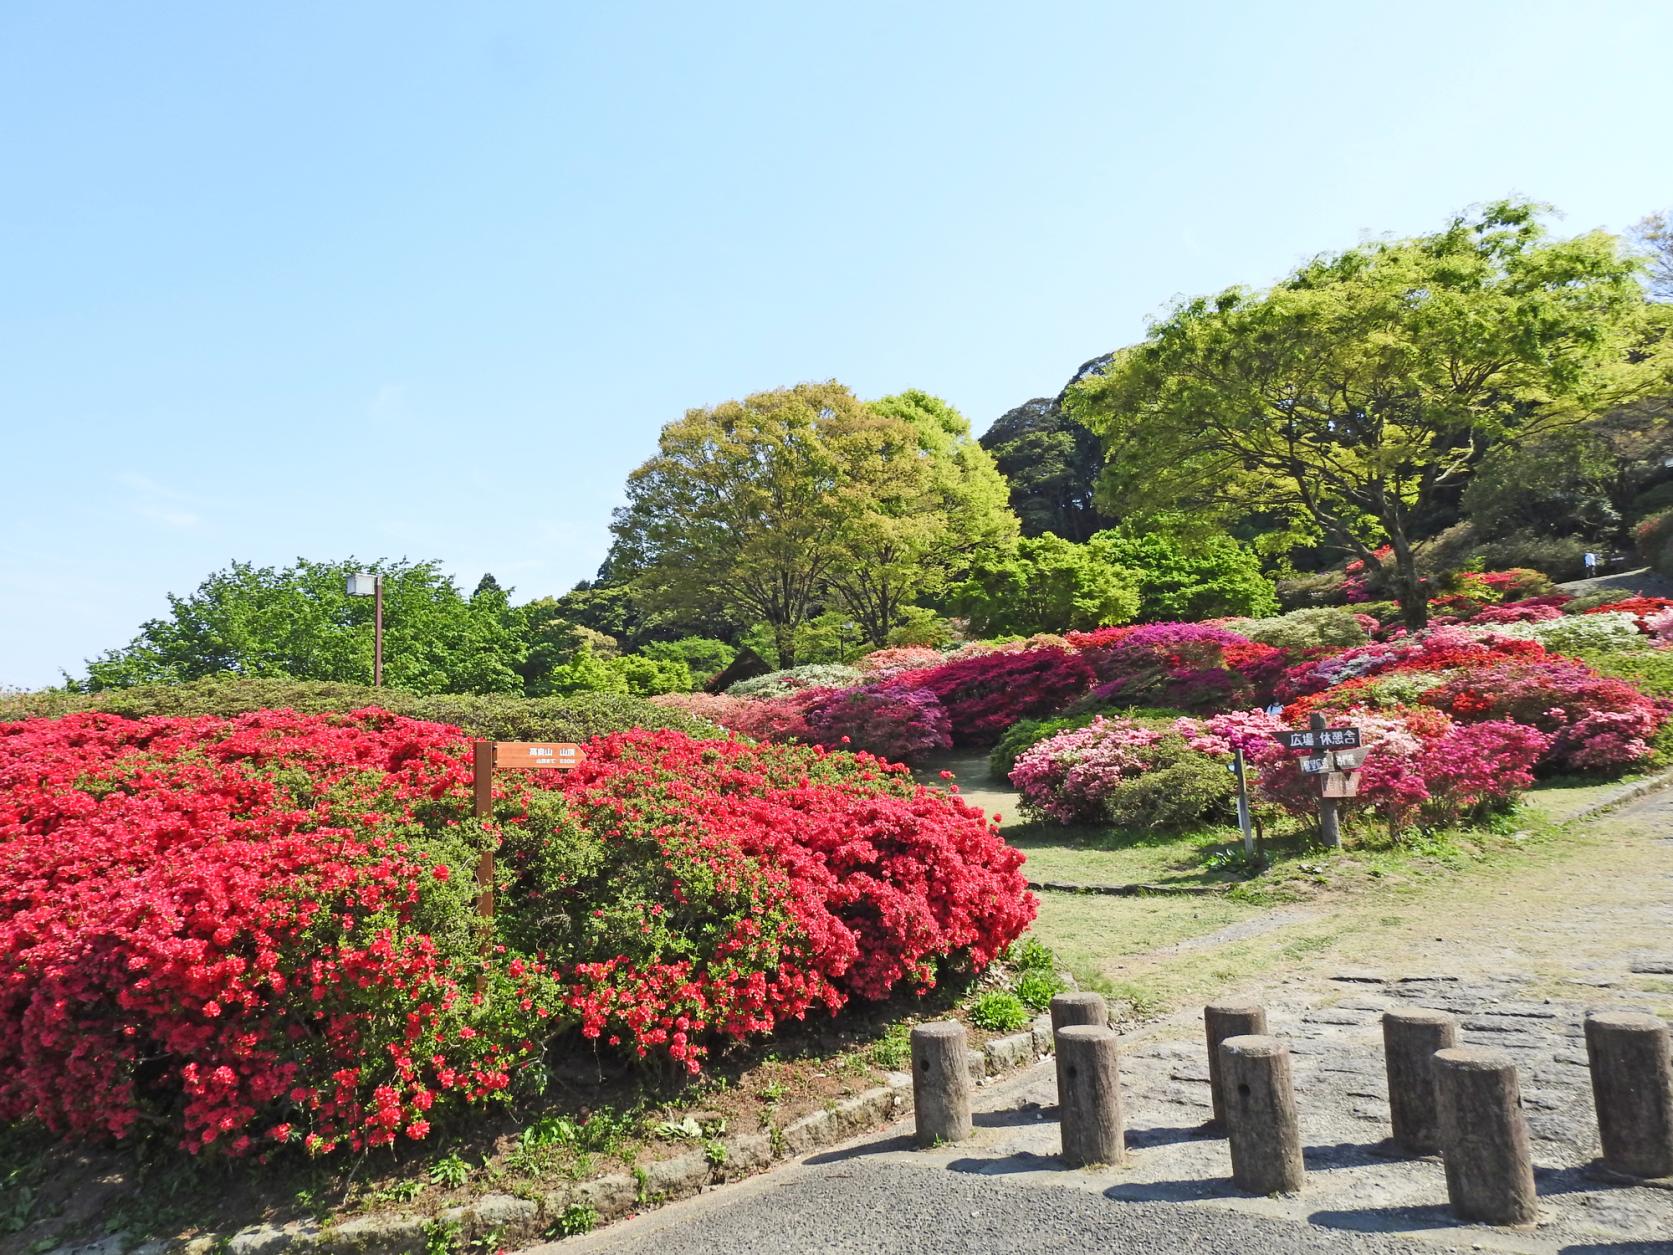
[493,741,585,770]
[1298,754,1331,774]
[1274,727,1361,754]
[1331,746,1369,770]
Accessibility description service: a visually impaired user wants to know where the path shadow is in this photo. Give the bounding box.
[1558,1244,1673,1254]
[946,1151,1062,1178]
[1105,1176,1232,1204]
[1124,1124,1215,1150]
[802,1133,916,1165]
[1308,1203,1459,1233]
[973,1102,1051,1130]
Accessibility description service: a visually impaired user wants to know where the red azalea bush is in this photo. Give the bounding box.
[1417,660,1665,771]
[650,689,824,743]
[1470,602,1565,625]
[894,648,1095,745]
[0,712,1033,1157]
[802,683,953,761]
[1076,623,1285,712]
[1274,628,1547,700]
[1583,597,1673,631]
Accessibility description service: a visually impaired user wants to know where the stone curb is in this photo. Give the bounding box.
[1028,879,1227,897]
[69,1017,1055,1255]
[1560,766,1673,824]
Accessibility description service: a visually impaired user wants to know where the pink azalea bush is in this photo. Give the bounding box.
[854,646,947,678]
[1009,716,1235,828]
[1074,623,1285,712]
[894,648,1095,745]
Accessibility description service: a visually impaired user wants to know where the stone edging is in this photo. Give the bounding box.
[75,1016,1056,1255]
[1559,766,1673,824]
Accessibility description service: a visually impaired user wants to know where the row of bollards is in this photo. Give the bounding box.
[909,998,1673,1229]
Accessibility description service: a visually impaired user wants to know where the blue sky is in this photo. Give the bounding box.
[4,1,1670,688]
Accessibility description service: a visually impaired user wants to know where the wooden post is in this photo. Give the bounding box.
[1383,1008,1458,1155]
[1434,1047,1538,1227]
[1056,1025,1125,1166]
[1204,1001,1267,1131]
[1585,1011,1673,1179]
[911,1022,972,1146]
[1309,712,1340,848]
[1232,746,1255,856]
[472,741,495,997]
[1219,1034,1305,1194]
[1050,992,1108,1033]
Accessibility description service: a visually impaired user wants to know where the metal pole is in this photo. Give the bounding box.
[373,575,384,688]
[1309,711,1340,848]
[1232,747,1255,856]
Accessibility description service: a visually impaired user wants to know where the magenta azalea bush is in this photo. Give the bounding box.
[897,648,1095,746]
[1075,623,1286,712]
[804,683,953,761]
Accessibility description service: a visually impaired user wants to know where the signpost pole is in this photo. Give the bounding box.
[1309,712,1341,849]
[1232,747,1255,856]
[472,741,496,998]
[373,575,384,688]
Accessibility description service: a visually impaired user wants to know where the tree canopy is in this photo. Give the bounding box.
[1070,201,1661,627]
[954,533,1140,637]
[978,390,1112,541]
[83,559,524,694]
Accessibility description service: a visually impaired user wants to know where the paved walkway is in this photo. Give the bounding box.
[526,787,1673,1254]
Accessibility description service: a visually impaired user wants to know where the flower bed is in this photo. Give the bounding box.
[891,647,1095,745]
[0,712,1032,1157]
[1009,715,1233,828]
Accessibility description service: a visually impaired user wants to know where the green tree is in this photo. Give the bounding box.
[1087,527,1277,621]
[953,533,1140,637]
[1071,201,1657,628]
[1637,211,1673,302]
[829,390,1018,645]
[83,559,523,694]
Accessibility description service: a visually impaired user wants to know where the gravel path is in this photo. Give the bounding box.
[522,783,1673,1255]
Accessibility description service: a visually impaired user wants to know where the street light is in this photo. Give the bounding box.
[346,570,383,687]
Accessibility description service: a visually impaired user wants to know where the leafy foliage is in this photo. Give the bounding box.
[953,533,1140,637]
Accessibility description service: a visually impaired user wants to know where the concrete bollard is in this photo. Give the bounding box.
[1382,1007,1458,1155]
[1056,1025,1126,1167]
[1584,1010,1673,1180]
[1434,1047,1538,1227]
[1050,991,1108,1033]
[1218,1034,1305,1194]
[1204,1001,1267,1130]
[911,1021,973,1146]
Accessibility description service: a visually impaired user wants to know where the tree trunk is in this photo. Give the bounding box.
[1387,532,1428,631]
[773,621,797,669]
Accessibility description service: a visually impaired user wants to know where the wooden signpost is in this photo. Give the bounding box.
[472,741,585,992]
[1270,716,1365,848]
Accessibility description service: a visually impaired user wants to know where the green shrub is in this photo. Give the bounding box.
[1630,480,1673,520]
[1002,935,1057,974]
[611,654,694,696]
[1473,534,1587,582]
[639,637,736,679]
[988,705,1186,781]
[1014,969,1065,1012]
[0,675,718,740]
[1098,738,1237,831]
[1567,645,1673,699]
[1221,607,1368,651]
[968,991,1029,1033]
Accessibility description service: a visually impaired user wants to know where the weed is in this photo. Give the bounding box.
[423,1218,461,1255]
[968,991,1029,1032]
[1013,968,1065,1012]
[429,1154,471,1189]
[553,1202,597,1237]
[868,1024,912,1070]
[702,1140,728,1169]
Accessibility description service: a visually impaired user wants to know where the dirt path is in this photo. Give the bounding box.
[535,786,1673,1254]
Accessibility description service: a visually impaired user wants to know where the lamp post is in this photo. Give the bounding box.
[346,571,383,687]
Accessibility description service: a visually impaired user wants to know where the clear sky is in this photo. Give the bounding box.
[3,0,1670,688]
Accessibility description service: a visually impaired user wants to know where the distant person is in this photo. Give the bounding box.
[1583,551,1598,576]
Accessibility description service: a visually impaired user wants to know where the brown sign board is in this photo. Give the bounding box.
[493,741,585,770]
[1274,727,1361,754]
[1321,770,1361,798]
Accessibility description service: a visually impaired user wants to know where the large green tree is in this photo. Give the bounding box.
[609,382,867,667]
[1070,202,1658,628]
[828,389,1017,645]
[978,389,1113,541]
[1087,527,1277,621]
[83,559,524,694]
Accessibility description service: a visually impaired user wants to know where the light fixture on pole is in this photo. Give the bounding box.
[346,570,384,687]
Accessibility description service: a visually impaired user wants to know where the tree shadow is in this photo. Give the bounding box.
[973,1102,1052,1130]
[1123,1123,1216,1150]
[1307,1202,1460,1233]
[801,1133,917,1165]
[946,1151,1064,1178]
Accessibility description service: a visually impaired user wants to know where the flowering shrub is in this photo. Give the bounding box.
[894,648,1095,745]
[1275,628,1546,700]
[1470,602,1565,625]
[1076,623,1285,712]
[1473,611,1646,654]
[854,646,947,679]
[1582,596,1673,625]
[0,713,1033,1157]
[1010,716,1233,829]
[727,664,865,698]
[649,690,823,743]
[802,683,952,761]
[1223,705,1550,831]
[1418,660,1664,771]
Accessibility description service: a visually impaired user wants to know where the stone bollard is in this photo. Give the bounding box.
[1056,1025,1126,1167]
[1585,1010,1673,1180]
[1434,1047,1538,1227]
[1382,1007,1458,1155]
[1218,1034,1305,1194]
[1204,1001,1267,1130]
[911,1021,973,1146]
[1051,991,1108,1033]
